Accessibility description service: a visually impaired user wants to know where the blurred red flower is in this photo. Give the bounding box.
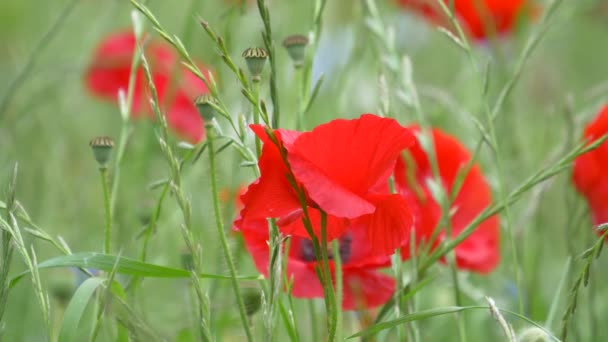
[396,0,537,40]
[394,127,500,273]
[234,114,416,256]
[573,106,608,232]
[241,219,395,310]
[85,30,211,143]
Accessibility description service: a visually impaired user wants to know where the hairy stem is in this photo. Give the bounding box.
[206,122,254,341]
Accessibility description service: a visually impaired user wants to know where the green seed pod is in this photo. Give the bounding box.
[242,47,268,82]
[283,34,309,68]
[180,251,195,271]
[138,199,156,226]
[242,287,262,316]
[89,136,114,167]
[50,278,74,305]
[195,94,217,121]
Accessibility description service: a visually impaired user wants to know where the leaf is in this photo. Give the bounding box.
[354,305,560,341]
[10,252,259,287]
[304,74,325,114]
[58,277,106,342]
[348,307,467,339]
[175,328,197,342]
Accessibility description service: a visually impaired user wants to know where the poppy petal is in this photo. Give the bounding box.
[394,127,500,273]
[234,125,302,231]
[287,114,414,218]
[573,106,608,229]
[342,269,396,311]
[165,92,205,143]
[279,208,350,242]
[366,194,415,256]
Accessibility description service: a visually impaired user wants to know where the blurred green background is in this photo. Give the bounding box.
[1,0,608,340]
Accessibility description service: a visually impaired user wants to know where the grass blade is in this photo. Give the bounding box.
[10,252,259,287]
[349,306,467,338]
[58,277,105,342]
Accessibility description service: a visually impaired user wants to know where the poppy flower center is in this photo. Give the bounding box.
[300,234,352,263]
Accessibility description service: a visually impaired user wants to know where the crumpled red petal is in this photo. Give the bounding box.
[278,207,350,242]
[365,194,415,256]
[341,269,396,311]
[234,125,302,232]
[286,114,414,218]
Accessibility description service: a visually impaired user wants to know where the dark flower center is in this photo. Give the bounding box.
[300,234,352,263]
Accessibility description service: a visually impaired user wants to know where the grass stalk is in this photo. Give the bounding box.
[256,0,280,128]
[206,121,254,341]
[332,239,343,342]
[252,81,262,156]
[265,218,283,341]
[99,167,112,255]
[139,52,213,340]
[0,0,80,118]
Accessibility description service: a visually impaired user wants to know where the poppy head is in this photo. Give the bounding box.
[234,114,417,256]
[573,106,608,231]
[396,0,538,40]
[85,30,212,143]
[394,127,500,273]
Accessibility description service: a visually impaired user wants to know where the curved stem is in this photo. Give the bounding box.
[100,167,112,255]
[295,67,305,130]
[0,0,80,118]
[252,81,262,156]
[206,122,254,341]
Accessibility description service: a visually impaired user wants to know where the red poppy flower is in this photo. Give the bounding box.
[396,0,537,40]
[394,127,499,273]
[234,114,416,256]
[573,106,608,231]
[85,30,211,143]
[241,219,395,310]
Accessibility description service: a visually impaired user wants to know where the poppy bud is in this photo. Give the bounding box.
[195,94,217,121]
[138,200,156,226]
[242,47,268,82]
[282,34,309,68]
[241,287,262,316]
[50,278,74,305]
[180,251,195,271]
[89,136,114,167]
[517,327,550,342]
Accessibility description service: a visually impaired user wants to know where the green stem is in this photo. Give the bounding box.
[100,167,112,255]
[308,300,318,341]
[295,67,305,130]
[206,122,254,341]
[0,0,80,119]
[319,214,337,341]
[0,206,14,326]
[391,249,405,341]
[109,123,130,214]
[252,81,262,156]
[332,239,343,342]
[265,218,282,340]
[139,182,169,263]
